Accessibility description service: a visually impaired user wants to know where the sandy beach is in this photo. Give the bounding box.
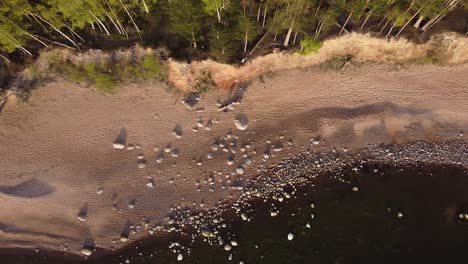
[0,61,467,256]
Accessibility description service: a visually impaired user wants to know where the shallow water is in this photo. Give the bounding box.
[2,149,467,264]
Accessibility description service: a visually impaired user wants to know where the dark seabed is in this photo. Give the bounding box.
[1,141,467,264]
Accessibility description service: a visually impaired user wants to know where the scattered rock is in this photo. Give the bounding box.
[113,143,125,149]
[146,180,154,188]
[81,248,93,256]
[234,113,249,130]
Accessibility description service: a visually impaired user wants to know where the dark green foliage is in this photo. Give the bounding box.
[161,0,206,48]
[299,36,322,55]
[0,0,461,64]
[47,55,167,94]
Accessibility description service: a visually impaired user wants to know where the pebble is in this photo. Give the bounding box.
[81,248,93,256]
[127,145,135,150]
[146,181,154,188]
[177,253,183,261]
[113,143,125,149]
[287,233,294,241]
[172,148,179,157]
[241,213,248,221]
[234,113,249,130]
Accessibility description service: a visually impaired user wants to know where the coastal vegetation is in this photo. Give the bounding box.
[0,0,466,95]
[0,0,466,59]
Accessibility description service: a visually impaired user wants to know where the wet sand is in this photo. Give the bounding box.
[0,62,467,256]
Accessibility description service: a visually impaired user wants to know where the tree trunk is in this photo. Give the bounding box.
[413,15,424,28]
[293,32,299,45]
[378,13,389,25]
[421,15,440,31]
[422,14,446,34]
[4,17,49,47]
[262,3,267,27]
[1,33,32,55]
[257,3,261,22]
[104,12,123,34]
[395,9,420,37]
[31,13,78,46]
[244,31,248,53]
[386,24,395,38]
[66,25,85,43]
[379,19,390,33]
[192,33,197,48]
[103,0,128,37]
[216,8,221,23]
[315,0,324,15]
[339,12,353,34]
[118,0,142,40]
[142,0,149,13]
[361,10,372,29]
[283,26,293,47]
[89,11,110,35]
[249,31,269,55]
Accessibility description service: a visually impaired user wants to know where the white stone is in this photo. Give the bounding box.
[234,114,249,130]
[113,143,125,149]
[177,253,183,261]
[81,248,93,256]
[287,233,294,241]
[146,181,154,188]
[241,213,248,221]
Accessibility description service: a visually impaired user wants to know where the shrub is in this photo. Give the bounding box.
[142,56,166,79]
[83,63,118,94]
[299,37,322,55]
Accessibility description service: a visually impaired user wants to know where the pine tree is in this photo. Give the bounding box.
[163,0,205,48]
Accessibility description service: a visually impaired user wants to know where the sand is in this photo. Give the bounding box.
[0,62,467,255]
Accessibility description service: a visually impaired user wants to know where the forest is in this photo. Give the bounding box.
[1,0,467,63]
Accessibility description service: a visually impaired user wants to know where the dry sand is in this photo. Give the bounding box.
[0,62,467,255]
